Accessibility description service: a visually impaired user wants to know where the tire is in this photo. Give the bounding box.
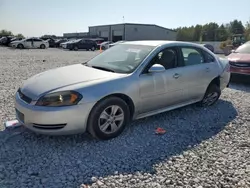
[17,44,24,49]
[74,46,78,51]
[40,44,46,49]
[87,97,130,140]
[91,46,96,51]
[200,84,221,107]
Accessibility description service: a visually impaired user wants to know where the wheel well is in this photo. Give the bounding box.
[99,93,135,119]
[209,76,220,88]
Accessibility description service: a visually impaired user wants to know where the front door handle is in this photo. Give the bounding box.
[173,73,180,79]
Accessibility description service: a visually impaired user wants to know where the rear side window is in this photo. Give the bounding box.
[180,47,205,66]
[203,51,215,63]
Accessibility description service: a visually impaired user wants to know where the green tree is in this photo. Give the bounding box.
[193,24,202,41]
[0,29,13,36]
[201,22,219,41]
[245,20,250,41]
[229,19,245,34]
[15,33,24,38]
[216,24,229,41]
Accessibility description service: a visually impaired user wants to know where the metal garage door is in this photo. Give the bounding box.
[113,30,123,36]
[100,31,109,37]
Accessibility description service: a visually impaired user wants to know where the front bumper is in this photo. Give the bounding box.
[230,66,250,76]
[15,92,95,135]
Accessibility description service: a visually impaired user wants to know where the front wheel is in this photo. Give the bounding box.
[74,46,78,51]
[91,46,96,51]
[200,84,221,107]
[40,44,46,49]
[87,97,130,140]
[17,44,24,49]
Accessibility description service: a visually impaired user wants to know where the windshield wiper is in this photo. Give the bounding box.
[89,65,115,72]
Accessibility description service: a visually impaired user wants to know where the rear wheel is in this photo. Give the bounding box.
[17,44,24,49]
[87,97,130,140]
[91,46,96,51]
[200,84,221,107]
[74,46,78,51]
[40,44,46,49]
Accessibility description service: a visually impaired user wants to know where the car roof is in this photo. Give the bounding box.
[122,40,202,47]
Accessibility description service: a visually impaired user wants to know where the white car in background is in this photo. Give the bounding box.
[61,39,76,49]
[98,41,113,50]
[10,38,49,49]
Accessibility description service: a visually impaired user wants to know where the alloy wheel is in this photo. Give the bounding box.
[98,105,124,134]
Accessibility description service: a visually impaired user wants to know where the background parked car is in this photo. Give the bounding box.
[97,41,113,50]
[40,37,56,48]
[65,39,97,51]
[227,41,250,76]
[8,37,24,46]
[90,38,105,45]
[109,40,126,48]
[10,37,49,49]
[55,39,68,48]
[0,36,14,46]
[61,39,76,48]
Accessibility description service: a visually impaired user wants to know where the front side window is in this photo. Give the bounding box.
[181,47,204,66]
[146,48,178,72]
[33,39,42,42]
[86,44,155,73]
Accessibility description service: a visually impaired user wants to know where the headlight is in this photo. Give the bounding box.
[36,91,82,107]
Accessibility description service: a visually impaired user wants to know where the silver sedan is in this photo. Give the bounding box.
[15,41,231,140]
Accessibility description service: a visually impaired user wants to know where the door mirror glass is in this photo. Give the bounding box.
[148,64,165,73]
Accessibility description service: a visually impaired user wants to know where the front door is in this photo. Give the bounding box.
[79,40,87,49]
[138,47,185,114]
[23,39,33,48]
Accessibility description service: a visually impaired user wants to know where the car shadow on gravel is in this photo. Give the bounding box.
[0,99,237,188]
[229,75,250,92]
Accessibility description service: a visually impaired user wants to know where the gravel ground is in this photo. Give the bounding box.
[0,47,250,188]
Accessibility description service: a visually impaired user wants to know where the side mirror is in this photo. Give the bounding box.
[231,49,235,53]
[148,64,165,73]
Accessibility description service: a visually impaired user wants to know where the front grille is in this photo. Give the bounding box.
[229,61,250,68]
[18,89,32,104]
[33,123,67,130]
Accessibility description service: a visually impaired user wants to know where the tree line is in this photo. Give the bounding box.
[175,19,250,42]
[0,30,24,38]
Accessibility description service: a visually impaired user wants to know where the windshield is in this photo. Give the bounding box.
[235,42,250,54]
[86,44,155,74]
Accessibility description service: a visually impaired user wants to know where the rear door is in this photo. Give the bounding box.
[177,46,219,102]
[33,38,43,48]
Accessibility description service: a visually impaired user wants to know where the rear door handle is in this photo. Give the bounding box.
[205,67,210,72]
[173,73,180,79]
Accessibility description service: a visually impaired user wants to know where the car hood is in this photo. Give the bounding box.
[11,40,21,44]
[228,53,250,63]
[20,64,120,100]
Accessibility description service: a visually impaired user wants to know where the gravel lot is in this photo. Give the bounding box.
[0,47,250,188]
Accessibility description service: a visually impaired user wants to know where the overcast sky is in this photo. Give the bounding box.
[0,0,249,37]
